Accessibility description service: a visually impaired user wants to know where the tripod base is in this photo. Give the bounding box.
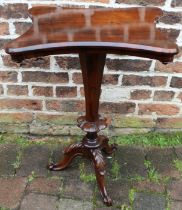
[48,135,117,206]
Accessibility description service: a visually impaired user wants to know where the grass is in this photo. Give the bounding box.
[173,159,182,175]
[111,159,120,180]
[111,132,182,148]
[79,162,96,183]
[144,160,161,183]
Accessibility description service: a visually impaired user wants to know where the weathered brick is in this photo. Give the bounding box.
[122,75,167,87]
[139,104,180,115]
[0,85,4,95]
[14,22,32,35]
[80,87,85,97]
[0,99,42,110]
[159,11,182,24]
[154,91,175,101]
[156,118,182,129]
[172,0,182,7]
[32,86,53,97]
[0,178,27,209]
[106,58,151,71]
[113,116,154,128]
[0,112,33,123]
[0,4,28,19]
[116,0,165,5]
[7,85,28,96]
[100,102,135,114]
[170,77,182,89]
[35,113,77,125]
[0,71,17,82]
[46,100,85,112]
[56,86,77,98]
[0,23,9,35]
[72,72,83,84]
[22,72,68,83]
[2,55,20,68]
[55,56,80,70]
[155,61,182,73]
[102,74,119,85]
[130,90,151,100]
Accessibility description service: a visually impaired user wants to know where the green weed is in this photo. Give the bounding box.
[27,171,36,183]
[174,159,182,175]
[111,160,120,179]
[144,160,161,183]
[79,162,96,183]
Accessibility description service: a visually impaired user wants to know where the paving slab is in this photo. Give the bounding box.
[146,148,179,177]
[167,179,182,201]
[62,177,94,201]
[0,177,27,209]
[20,193,58,210]
[17,145,52,177]
[133,192,166,210]
[96,179,131,207]
[27,177,63,195]
[115,146,147,178]
[0,144,19,176]
[174,146,182,159]
[170,201,182,210]
[58,198,93,210]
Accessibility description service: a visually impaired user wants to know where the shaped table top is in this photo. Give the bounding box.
[5,6,178,63]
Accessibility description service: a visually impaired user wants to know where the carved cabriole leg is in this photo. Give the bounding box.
[48,53,116,206]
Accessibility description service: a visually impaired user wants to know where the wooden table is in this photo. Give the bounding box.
[5,6,178,206]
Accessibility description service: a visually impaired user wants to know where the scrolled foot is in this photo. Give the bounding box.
[98,135,117,155]
[103,196,112,206]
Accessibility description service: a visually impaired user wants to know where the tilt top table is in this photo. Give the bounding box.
[5,6,178,206]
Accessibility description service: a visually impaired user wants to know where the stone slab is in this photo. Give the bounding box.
[17,145,52,177]
[20,193,58,210]
[58,198,93,210]
[0,177,27,209]
[133,192,166,210]
[0,144,19,176]
[167,180,182,201]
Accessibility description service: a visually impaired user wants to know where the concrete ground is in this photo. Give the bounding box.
[0,138,182,210]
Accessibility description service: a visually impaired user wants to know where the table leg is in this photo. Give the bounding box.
[48,53,117,206]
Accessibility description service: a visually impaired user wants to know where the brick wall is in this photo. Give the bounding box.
[0,0,182,136]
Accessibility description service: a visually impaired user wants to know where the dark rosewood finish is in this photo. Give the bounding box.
[5,6,178,206]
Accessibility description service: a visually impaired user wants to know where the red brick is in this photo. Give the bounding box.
[106,58,151,71]
[0,39,10,50]
[0,112,33,123]
[122,75,167,87]
[154,91,175,101]
[32,86,53,97]
[0,4,28,19]
[7,85,28,96]
[0,177,27,209]
[2,55,50,69]
[139,104,180,115]
[155,61,182,73]
[102,74,119,85]
[56,86,77,98]
[22,72,68,83]
[158,28,180,41]
[72,72,83,84]
[172,0,182,7]
[55,56,80,70]
[46,100,85,112]
[130,90,151,100]
[0,71,17,82]
[116,0,165,6]
[177,93,182,101]
[0,23,9,35]
[0,85,3,95]
[0,99,42,110]
[27,178,62,195]
[100,102,135,114]
[170,77,182,89]
[159,11,182,25]
[14,22,32,35]
[156,118,182,129]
